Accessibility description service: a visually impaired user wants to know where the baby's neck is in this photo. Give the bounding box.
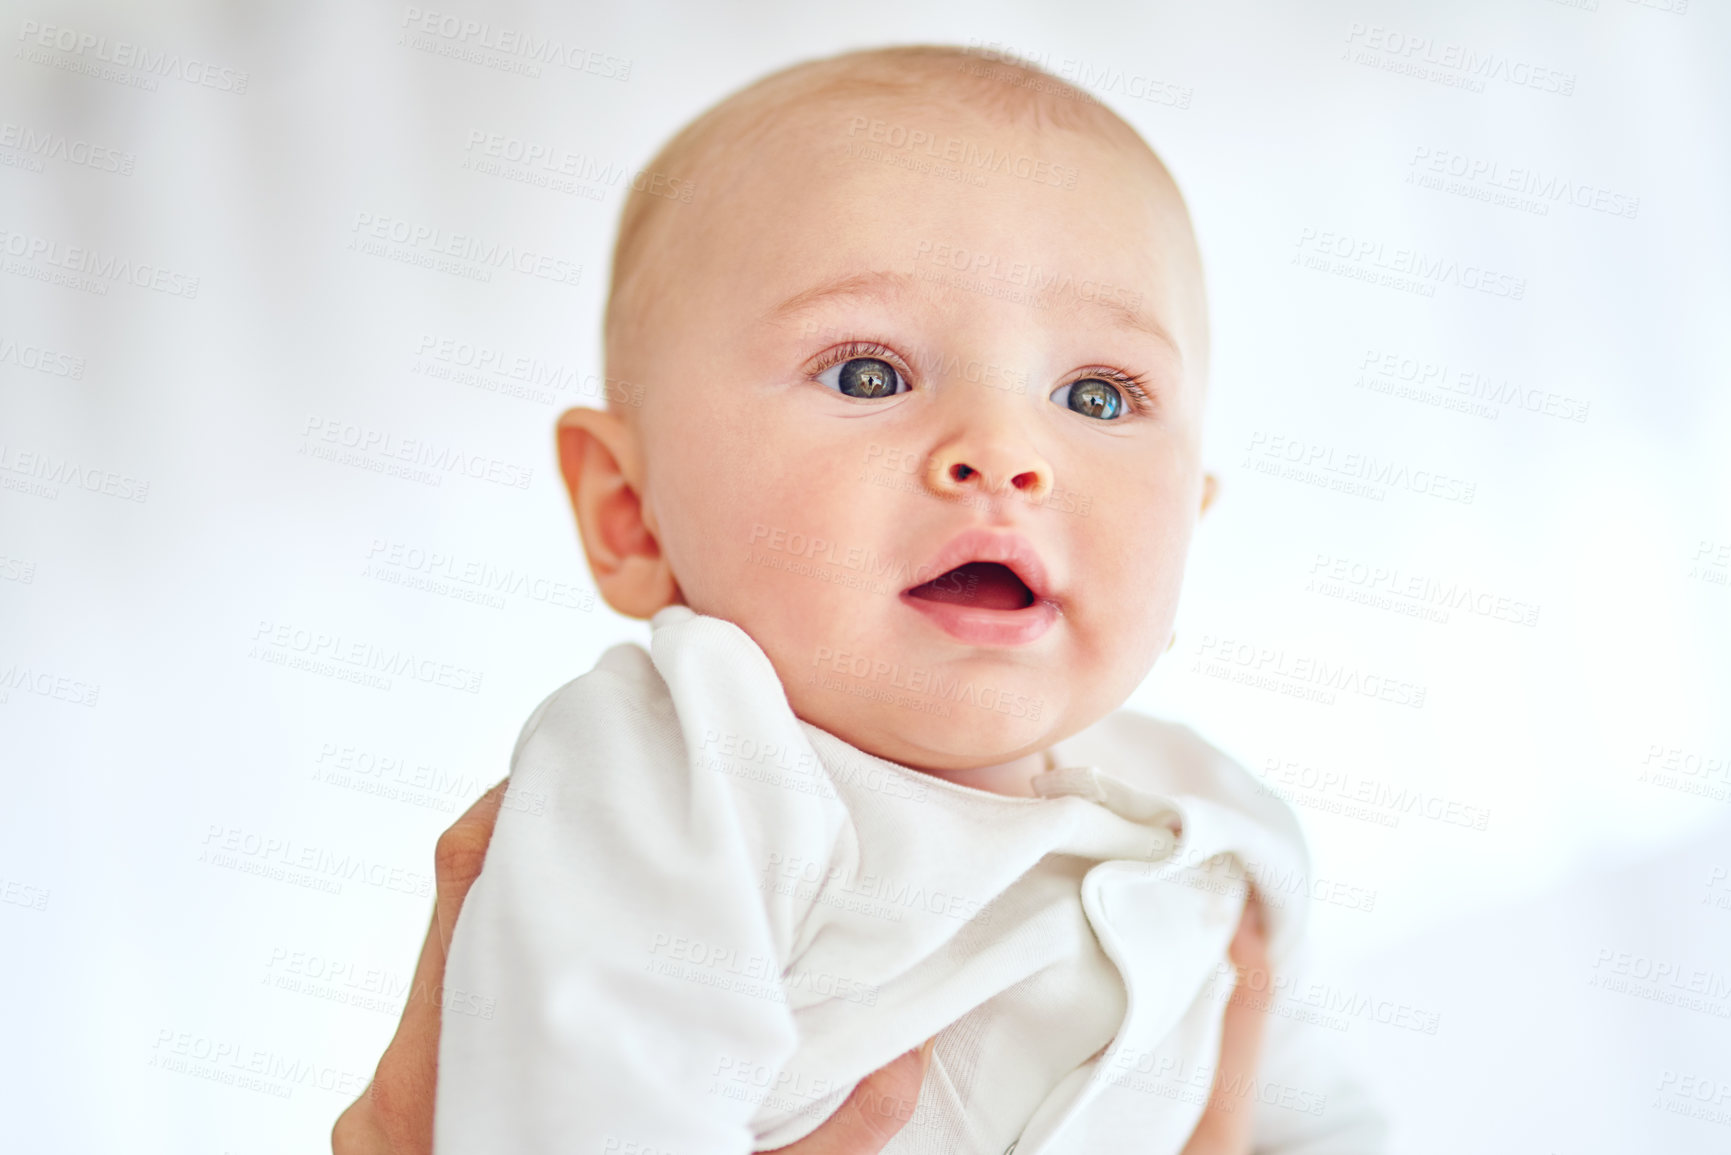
[915,748,1052,798]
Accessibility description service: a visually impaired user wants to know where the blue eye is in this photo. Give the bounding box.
[818,356,906,399]
[1051,378,1125,420]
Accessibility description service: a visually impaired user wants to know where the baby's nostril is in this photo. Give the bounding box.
[951,464,975,482]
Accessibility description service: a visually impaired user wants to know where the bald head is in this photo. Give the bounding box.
[557,45,1223,771]
[603,45,1208,400]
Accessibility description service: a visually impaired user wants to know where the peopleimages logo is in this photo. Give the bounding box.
[846,116,1079,189]
[0,662,101,707]
[15,20,250,93]
[1407,146,1639,220]
[0,122,135,174]
[1342,22,1576,96]
[1192,633,1427,710]
[348,212,582,287]
[1293,228,1525,301]
[463,132,695,202]
[810,645,1044,721]
[398,8,631,80]
[300,417,534,491]
[960,39,1194,110]
[249,619,485,695]
[0,334,85,378]
[1242,431,1477,506]
[0,227,201,298]
[911,239,1141,311]
[0,442,149,503]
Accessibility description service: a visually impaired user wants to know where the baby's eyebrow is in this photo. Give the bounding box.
[763,267,1183,362]
[762,270,915,324]
[1085,298,1183,361]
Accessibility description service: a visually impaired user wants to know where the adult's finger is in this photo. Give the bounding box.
[434,779,508,956]
[331,911,445,1154]
[332,780,508,1155]
[1180,890,1271,1155]
[1227,887,1267,971]
[1218,889,1271,1096]
[764,1038,936,1155]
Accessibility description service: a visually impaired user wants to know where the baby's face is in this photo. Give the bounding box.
[620,102,1210,780]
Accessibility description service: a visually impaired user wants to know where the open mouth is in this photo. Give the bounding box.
[905,562,1037,611]
[898,530,1058,646]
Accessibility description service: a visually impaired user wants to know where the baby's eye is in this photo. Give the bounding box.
[818,356,906,399]
[1051,378,1126,420]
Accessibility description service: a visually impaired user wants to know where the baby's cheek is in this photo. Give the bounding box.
[1085,533,1183,671]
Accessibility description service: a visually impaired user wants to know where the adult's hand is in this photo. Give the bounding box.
[330,780,505,1155]
[330,781,934,1155]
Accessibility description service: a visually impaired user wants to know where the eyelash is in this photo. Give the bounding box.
[808,340,913,386]
[808,341,1156,418]
[1064,366,1157,418]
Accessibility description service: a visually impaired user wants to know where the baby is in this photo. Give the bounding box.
[412,45,1384,1155]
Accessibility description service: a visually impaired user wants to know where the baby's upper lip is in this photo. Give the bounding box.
[906,527,1055,604]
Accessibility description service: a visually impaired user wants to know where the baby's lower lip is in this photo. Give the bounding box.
[898,591,1058,646]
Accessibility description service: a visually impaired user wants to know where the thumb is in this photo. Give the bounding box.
[765,1038,936,1155]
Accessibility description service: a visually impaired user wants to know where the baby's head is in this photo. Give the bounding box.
[558,45,1216,787]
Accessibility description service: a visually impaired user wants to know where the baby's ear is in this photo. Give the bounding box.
[556,406,681,619]
[1200,472,1220,516]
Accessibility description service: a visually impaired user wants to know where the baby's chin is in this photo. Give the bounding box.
[788,681,1063,774]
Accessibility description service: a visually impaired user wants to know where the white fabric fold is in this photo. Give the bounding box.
[434,606,1385,1155]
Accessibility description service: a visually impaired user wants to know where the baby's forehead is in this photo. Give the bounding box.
[608,53,1209,381]
[757,86,1176,200]
[690,92,1194,279]
[755,105,1193,316]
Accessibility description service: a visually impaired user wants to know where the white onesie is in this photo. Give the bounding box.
[435,606,1387,1154]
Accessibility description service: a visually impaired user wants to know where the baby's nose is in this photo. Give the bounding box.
[924,442,1053,504]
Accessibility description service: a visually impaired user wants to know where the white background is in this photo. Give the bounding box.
[2,0,1728,1152]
